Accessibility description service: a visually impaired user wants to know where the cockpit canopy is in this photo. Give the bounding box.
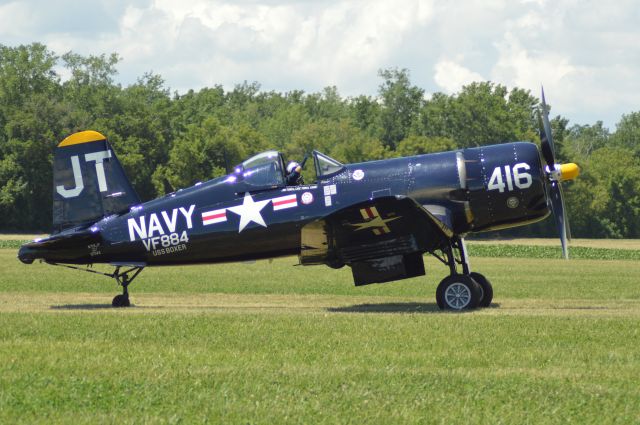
[230,150,345,190]
[234,150,285,188]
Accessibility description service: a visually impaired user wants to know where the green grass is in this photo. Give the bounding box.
[467,243,640,260]
[0,239,28,249]
[1,242,640,424]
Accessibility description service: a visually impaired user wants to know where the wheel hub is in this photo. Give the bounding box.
[445,282,471,309]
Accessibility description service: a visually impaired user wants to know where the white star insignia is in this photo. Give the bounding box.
[227,192,270,232]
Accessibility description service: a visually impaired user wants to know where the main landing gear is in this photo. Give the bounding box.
[432,238,493,311]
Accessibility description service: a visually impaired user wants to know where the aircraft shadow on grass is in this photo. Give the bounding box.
[49,302,502,313]
[50,304,135,310]
[327,302,501,314]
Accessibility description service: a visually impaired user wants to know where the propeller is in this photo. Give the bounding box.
[537,88,579,259]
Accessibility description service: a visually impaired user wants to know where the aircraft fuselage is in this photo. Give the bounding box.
[19,141,548,266]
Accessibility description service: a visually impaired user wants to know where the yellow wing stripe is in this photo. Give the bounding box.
[58,130,107,147]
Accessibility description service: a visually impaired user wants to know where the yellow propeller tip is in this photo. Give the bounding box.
[559,163,580,181]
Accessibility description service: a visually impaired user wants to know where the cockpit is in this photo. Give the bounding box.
[233,150,285,188]
[228,150,345,190]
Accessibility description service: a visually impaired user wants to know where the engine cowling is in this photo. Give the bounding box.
[464,142,550,232]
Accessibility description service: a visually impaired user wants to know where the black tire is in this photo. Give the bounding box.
[470,272,493,308]
[327,259,345,269]
[436,274,482,311]
[112,294,130,308]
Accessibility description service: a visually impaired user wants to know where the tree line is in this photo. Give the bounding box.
[1,43,638,237]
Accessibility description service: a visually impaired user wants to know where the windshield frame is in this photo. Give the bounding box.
[313,150,345,178]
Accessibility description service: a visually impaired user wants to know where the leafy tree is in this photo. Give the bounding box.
[304,86,348,121]
[154,117,245,193]
[0,43,62,231]
[170,86,226,132]
[1,41,639,237]
[377,68,424,149]
[610,111,640,154]
[413,92,452,139]
[258,101,309,151]
[415,84,538,149]
[100,73,172,200]
[0,43,59,110]
[0,152,27,229]
[284,118,386,182]
[448,83,521,147]
[61,51,121,124]
[396,135,456,157]
[507,87,539,142]
[286,118,367,161]
[220,81,261,125]
[563,121,610,161]
[348,95,380,139]
[566,146,640,237]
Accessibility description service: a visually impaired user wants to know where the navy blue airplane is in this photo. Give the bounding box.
[18,91,579,310]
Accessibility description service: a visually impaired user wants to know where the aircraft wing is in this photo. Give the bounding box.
[300,196,454,285]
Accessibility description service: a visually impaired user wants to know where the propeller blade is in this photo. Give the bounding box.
[539,88,574,259]
[537,110,555,167]
[541,88,555,151]
[538,87,557,167]
[548,180,569,259]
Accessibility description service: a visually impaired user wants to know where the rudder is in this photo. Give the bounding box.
[53,130,140,233]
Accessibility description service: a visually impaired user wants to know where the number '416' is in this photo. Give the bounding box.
[488,163,532,192]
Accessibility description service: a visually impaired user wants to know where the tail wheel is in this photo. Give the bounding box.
[436,275,481,311]
[112,294,130,307]
[470,272,493,308]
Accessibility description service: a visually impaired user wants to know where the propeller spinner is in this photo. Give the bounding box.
[537,88,580,259]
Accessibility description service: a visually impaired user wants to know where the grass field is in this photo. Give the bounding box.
[1,239,640,424]
[468,237,640,250]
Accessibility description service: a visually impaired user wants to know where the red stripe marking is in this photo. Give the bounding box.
[273,198,297,207]
[203,212,226,220]
[365,207,374,219]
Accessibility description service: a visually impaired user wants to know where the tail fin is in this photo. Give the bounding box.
[53,130,140,233]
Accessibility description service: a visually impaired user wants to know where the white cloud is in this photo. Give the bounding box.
[491,32,578,94]
[76,0,437,94]
[1,0,639,127]
[433,60,484,93]
[0,2,36,38]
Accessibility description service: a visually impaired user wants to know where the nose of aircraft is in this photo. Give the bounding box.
[558,163,580,181]
[18,245,36,264]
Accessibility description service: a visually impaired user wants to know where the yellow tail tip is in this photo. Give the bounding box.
[58,130,106,147]
[559,163,580,181]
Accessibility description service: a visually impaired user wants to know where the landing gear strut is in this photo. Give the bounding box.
[47,262,144,308]
[432,237,493,310]
[111,266,144,308]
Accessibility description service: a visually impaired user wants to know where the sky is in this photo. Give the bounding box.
[1,0,638,128]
